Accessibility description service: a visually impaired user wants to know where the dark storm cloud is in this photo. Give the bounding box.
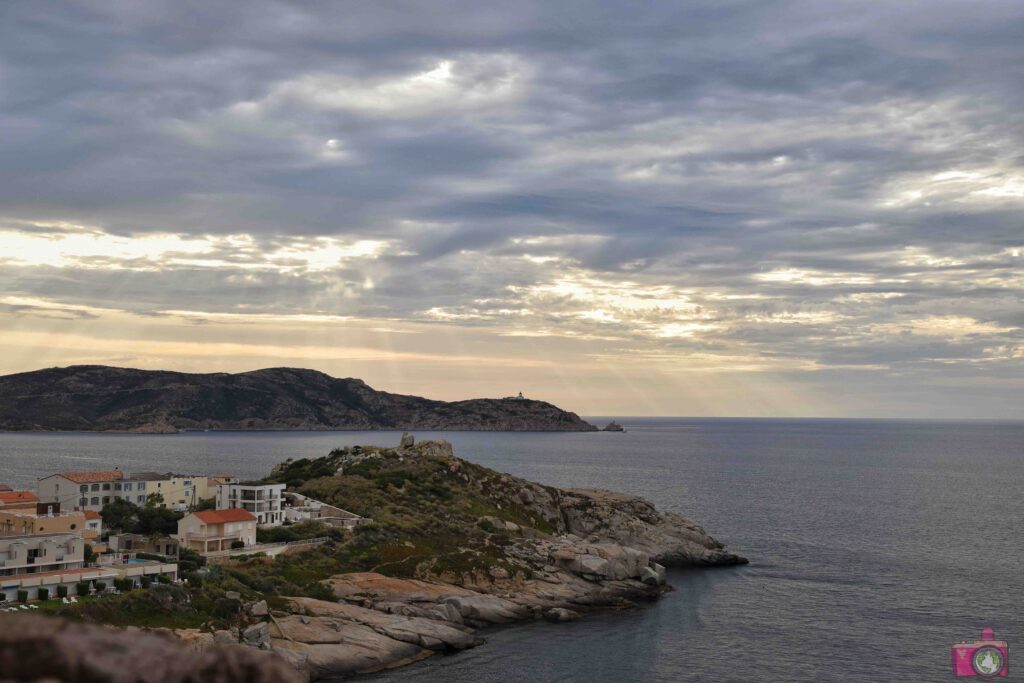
[0,0,1022,393]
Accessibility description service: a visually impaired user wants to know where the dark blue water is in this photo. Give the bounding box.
[1,418,1022,682]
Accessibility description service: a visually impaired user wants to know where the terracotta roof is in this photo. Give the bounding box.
[193,509,256,524]
[0,484,12,492]
[0,491,38,504]
[84,510,101,520]
[52,470,124,484]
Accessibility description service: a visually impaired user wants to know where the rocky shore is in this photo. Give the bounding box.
[174,439,746,680]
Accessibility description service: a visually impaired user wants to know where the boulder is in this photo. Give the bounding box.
[542,607,580,623]
[399,432,415,448]
[550,543,649,581]
[214,630,238,645]
[442,595,530,624]
[249,600,269,617]
[639,566,661,586]
[284,598,477,651]
[242,622,270,648]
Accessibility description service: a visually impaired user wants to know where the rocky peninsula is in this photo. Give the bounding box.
[171,439,746,680]
[0,365,597,432]
[23,438,744,681]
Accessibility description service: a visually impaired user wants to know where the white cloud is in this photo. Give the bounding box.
[262,54,528,118]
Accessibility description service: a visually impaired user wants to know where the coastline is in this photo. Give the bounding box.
[171,440,746,680]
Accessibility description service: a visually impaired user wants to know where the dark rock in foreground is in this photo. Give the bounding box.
[0,614,302,683]
[0,365,597,432]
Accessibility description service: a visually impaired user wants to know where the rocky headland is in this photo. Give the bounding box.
[168,438,747,680]
[20,437,744,681]
[0,365,596,432]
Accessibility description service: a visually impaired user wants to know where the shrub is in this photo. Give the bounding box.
[76,581,91,596]
[182,571,204,587]
[140,576,152,588]
[56,585,68,598]
[157,574,170,584]
[93,581,106,592]
[211,597,241,620]
[179,548,206,567]
[37,587,49,601]
[17,590,28,603]
[113,578,133,592]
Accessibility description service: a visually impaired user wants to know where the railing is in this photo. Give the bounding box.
[202,537,331,560]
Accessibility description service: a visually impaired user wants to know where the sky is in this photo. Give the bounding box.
[0,1,1022,418]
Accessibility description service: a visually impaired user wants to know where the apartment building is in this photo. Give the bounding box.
[127,472,215,511]
[0,533,84,579]
[215,482,285,526]
[38,469,224,513]
[37,470,125,512]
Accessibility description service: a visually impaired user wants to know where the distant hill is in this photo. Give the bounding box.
[0,366,597,433]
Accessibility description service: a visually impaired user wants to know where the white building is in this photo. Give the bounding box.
[37,470,125,512]
[176,509,257,554]
[0,533,84,580]
[216,482,285,526]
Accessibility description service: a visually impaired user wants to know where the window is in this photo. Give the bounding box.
[70,524,77,530]
[102,483,110,491]
[123,483,132,491]
[137,495,145,504]
[79,485,87,493]
[90,497,99,506]
[184,480,192,486]
[91,484,99,492]
[79,498,87,507]
[102,496,110,504]
[114,483,121,491]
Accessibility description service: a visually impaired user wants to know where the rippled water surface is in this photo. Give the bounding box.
[1,418,1021,682]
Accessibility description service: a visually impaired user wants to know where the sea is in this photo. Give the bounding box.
[1,418,1021,682]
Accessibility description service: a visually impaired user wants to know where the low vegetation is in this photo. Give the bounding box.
[100,498,183,535]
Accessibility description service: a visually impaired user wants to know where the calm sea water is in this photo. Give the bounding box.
[1,418,1021,682]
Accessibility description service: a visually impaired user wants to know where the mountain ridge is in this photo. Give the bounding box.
[0,365,597,433]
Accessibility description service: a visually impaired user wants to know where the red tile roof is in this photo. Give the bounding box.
[0,491,38,505]
[84,510,102,520]
[53,470,124,484]
[193,509,256,524]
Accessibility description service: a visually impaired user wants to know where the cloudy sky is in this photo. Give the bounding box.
[1,1,1022,418]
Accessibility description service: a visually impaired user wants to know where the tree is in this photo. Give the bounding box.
[195,497,216,511]
[84,543,97,564]
[145,492,164,508]
[100,498,139,533]
[135,505,183,536]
